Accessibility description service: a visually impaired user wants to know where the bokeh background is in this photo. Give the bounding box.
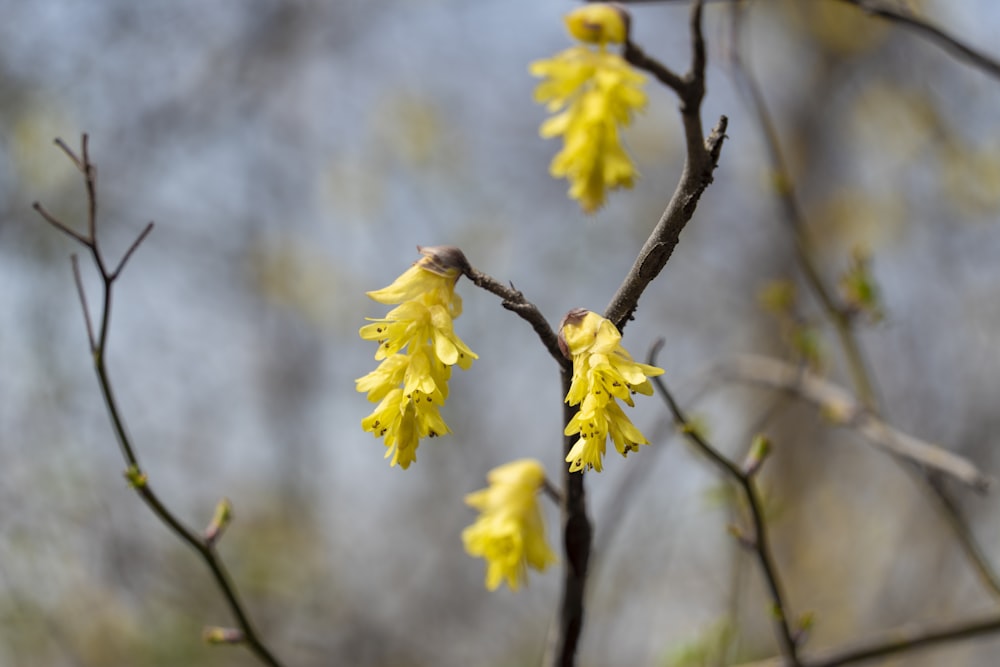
[3,1,1000,665]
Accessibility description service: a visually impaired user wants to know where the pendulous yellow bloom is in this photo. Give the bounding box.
[531,5,645,213]
[357,246,477,469]
[559,309,664,472]
[462,459,557,591]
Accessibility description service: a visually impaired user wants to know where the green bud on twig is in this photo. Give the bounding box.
[203,626,244,645]
[124,465,147,488]
[205,497,233,545]
[742,434,772,477]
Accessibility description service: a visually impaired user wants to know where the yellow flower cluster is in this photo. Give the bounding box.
[531,4,646,213]
[357,247,477,469]
[559,310,664,472]
[462,459,557,591]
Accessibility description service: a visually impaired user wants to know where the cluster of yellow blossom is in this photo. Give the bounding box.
[462,459,557,591]
[356,246,477,469]
[559,309,664,472]
[531,4,646,213]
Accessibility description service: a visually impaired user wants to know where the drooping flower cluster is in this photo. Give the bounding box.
[530,4,646,213]
[559,309,664,472]
[462,459,557,591]
[357,246,476,469]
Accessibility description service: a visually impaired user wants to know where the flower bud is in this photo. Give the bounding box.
[416,245,470,278]
[204,497,233,545]
[203,627,244,645]
[557,307,593,359]
[742,434,772,477]
[565,4,630,45]
[124,465,147,488]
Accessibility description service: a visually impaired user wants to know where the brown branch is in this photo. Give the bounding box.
[735,611,1000,667]
[545,369,593,667]
[727,13,878,408]
[649,341,802,666]
[727,0,1000,602]
[34,135,285,667]
[606,0,727,332]
[462,266,586,667]
[606,0,1000,83]
[463,267,569,370]
[835,0,1000,83]
[716,355,993,492]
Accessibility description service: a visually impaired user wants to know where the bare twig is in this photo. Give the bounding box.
[70,255,97,352]
[605,0,1000,84]
[727,0,1000,601]
[34,135,285,667]
[649,341,802,666]
[605,0,728,333]
[32,202,91,246]
[463,267,568,370]
[835,0,1000,83]
[735,610,1000,667]
[110,221,154,280]
[716,355,993,492]
[727,12,877,408]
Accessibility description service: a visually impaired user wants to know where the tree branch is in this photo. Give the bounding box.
[463,267,569,371]
[835,0,1000,83]
[607,0,1000,83]
[34,135,285,667]
[606,0,727,332]
[735,611,1000,667]
[715,355,993,493]
[545,370,592,667]
[649,341,802,666]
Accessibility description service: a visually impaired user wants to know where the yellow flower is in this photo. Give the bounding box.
[462,459,557,591]
[531,14,645,213]
[357,247,477,469]
[559,310,663,472]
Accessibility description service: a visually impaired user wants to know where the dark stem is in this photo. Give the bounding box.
[649,340,801,666]
[547,369,592,667]
[34,135,286,667]
[605,0,727,333]
[464,267,568,370]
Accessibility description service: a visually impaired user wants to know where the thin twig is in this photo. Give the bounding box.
[727,16,878,408]
[35,135,285,667]
[716,355,993,492]
[463,267,568,370]
[727,0,1000,603]
[606,0,727,333]
[110,221,155,280]
[606,0,1000,84]
[734,611,1000,667]
[32,203,91,246]
[835,0,1000,83]
[648,340,802,666]
[70,254,97,352]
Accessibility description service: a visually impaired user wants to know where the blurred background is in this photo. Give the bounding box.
[3,0,1000,665]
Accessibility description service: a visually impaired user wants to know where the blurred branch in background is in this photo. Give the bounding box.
[725,1,1000,604]
[611,0,1000,82]
[736,610,1000,667]
[32,135,286,667]
[834,0,1000,82]
[716,355,993,492]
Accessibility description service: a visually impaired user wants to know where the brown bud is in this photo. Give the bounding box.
[416,245,471,277]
